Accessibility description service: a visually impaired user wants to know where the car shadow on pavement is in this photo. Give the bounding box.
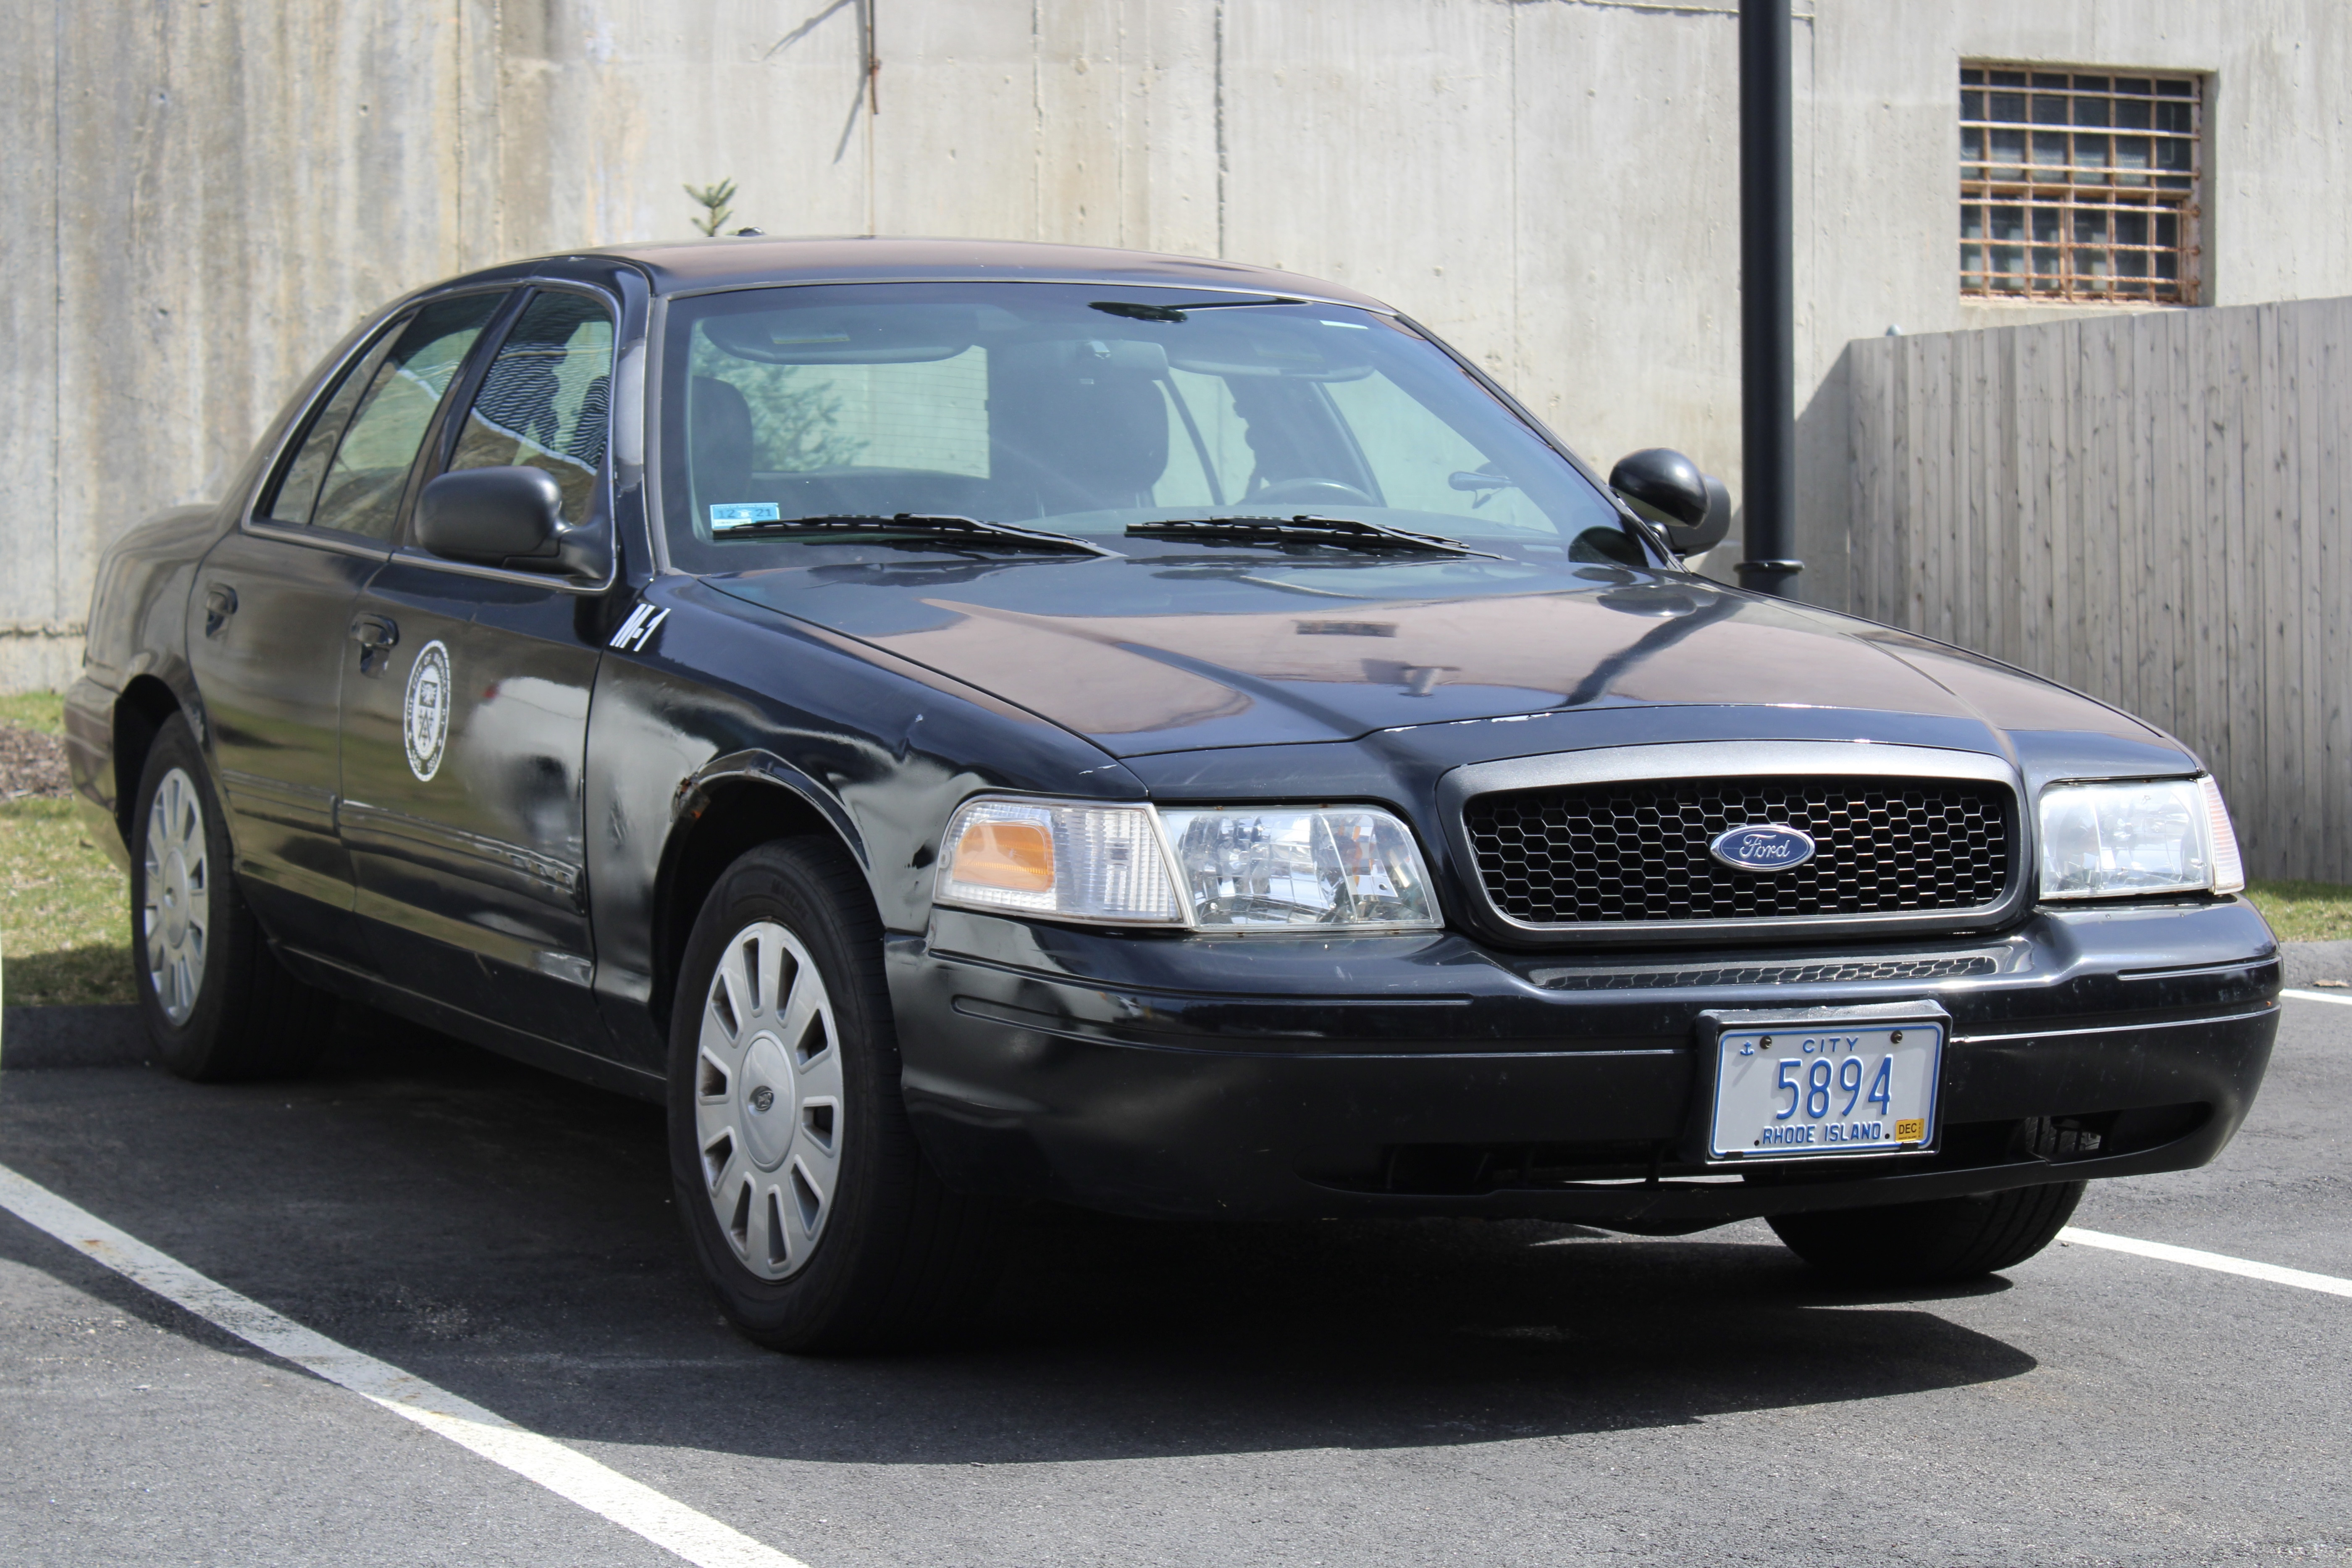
[0,1008,2039,1466]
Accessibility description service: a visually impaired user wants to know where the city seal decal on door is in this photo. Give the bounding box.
[403,640,453,782]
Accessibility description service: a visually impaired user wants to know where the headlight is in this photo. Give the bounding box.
[2037,775,2244,899]
[935,798,1441,931]
[1160,806,1439,930]
[935,798,1183,924]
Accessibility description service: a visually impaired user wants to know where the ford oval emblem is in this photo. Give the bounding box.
[1709,822,1817,874]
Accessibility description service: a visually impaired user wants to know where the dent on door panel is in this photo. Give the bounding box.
[339,568,606,1040]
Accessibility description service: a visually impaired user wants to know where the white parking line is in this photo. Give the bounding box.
[2282,988,2352,1007]
[2059,1227,2352,1299]
[0,1161,807,1568]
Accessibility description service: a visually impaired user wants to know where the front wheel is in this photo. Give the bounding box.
[1768,1179,2085,1285]
[667,838,999,1353]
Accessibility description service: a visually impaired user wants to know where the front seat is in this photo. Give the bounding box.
[990,352,1171,517]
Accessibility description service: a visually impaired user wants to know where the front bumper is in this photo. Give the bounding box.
[889,899,2278,1226]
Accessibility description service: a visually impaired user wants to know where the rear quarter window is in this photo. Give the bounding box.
[309,294,506,539]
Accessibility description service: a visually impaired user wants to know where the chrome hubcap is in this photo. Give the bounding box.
[693,920,844,1280]
[142,767,210,1025]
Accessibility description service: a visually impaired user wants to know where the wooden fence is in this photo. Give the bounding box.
[1847,297,2352,884]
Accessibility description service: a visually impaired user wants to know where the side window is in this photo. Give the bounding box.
[446,290,617,525]
[1320,373,1557,533]
[1163,371,1380,508]
[260,329,404,526]
[1165,369,1256,502]
[1149,381,1220,510]
[313,294,506,539]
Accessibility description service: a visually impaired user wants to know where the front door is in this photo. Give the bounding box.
[336,287,617,1046]
[189,292,507,964]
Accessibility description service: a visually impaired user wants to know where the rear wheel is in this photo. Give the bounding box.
[1769,1123,2090,1284]
[667,837,999,1353]
[129,715,333,1081]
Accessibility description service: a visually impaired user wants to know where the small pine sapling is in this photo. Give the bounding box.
[685,179,739,238]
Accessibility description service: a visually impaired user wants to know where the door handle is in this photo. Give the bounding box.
[202,584,237,638]
[350,613,399,675]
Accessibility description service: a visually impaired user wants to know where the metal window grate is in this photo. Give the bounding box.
[1960,63,2202,305]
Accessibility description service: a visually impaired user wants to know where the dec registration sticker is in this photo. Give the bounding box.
[1708,1018,1942,1161]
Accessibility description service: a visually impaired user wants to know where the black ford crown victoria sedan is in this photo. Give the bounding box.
[71,238,2278,1351]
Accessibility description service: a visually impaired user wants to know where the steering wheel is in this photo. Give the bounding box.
[1248,478,1378,507]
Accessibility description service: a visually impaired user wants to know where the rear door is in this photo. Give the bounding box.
[335,285,619,1045]
[189,292,507,962]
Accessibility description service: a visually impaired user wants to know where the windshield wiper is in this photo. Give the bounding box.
[713,513,1117,557]
[1124,515,1504,560]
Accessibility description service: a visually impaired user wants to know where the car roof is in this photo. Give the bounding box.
[549,235,1396,310]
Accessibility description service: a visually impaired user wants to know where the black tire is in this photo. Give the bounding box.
[129,715,333,1081]
[1768,1122,2090,1284]
[667,837,1000,1353]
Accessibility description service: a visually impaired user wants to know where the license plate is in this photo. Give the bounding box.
[1706,1012,1943,1162]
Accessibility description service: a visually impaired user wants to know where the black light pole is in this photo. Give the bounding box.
[1736,0,1802,597]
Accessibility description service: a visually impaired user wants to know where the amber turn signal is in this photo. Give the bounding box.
[952,819,1056,892]
[934,798,1181,922]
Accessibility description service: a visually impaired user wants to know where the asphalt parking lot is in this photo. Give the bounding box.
[0,996,2345,1568]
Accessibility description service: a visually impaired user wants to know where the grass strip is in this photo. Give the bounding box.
[1,797,133,1006]
[0,690,64,736]
[2243,881,2352,944]
[0,691,129,1003]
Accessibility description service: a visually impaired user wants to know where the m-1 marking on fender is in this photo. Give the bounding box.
[610,604,670,653]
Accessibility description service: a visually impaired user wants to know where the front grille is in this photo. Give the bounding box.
[1464,776,2012,925]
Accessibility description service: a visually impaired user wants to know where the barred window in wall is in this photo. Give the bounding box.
[1960,65,2202,305]
[449,291,617,524]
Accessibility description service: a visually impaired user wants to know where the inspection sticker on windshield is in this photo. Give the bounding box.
[1706,1012,1942,1161]
[710,502,780,530]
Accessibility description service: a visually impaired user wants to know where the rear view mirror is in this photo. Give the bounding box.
[417,467,562,567]
[1609,448,1732,553]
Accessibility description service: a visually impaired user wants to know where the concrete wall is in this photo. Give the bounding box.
[2,2,478,688]
[8,0,2352,688]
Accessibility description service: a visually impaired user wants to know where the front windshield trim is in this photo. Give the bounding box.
[662,277,1396,314]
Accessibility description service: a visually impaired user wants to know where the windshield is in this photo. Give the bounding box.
[655,282,1644,573]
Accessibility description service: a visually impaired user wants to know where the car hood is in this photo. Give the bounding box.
[703,552,2162,758]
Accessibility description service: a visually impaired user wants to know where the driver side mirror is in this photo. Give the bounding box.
[1609,448,1731,554]
[417,466,610,581]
